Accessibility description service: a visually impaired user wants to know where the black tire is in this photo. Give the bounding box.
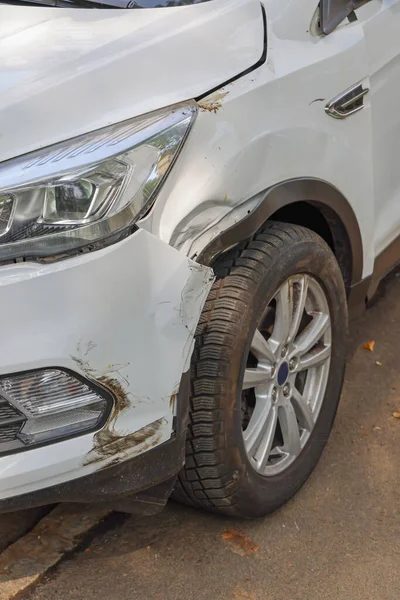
[173,222,348,518]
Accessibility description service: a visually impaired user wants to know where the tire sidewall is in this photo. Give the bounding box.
[226,237,347,516]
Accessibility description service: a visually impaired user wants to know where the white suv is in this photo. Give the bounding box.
[0,0,398,519]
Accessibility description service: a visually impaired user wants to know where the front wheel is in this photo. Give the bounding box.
[174,222,348,518]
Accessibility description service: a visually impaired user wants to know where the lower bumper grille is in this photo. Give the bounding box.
[0,401,25,443]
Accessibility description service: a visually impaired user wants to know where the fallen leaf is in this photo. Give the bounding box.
[232,584,256,600]
[222,528,259,554]
[364,340,375,352]
[376,361,382,366]
[392,412,400,419]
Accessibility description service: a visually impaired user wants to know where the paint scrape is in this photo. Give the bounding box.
[83,417,166,467]
[169,393,176,410]
[83,372,167,466]
[97,375,130,413]
[197,90,229,113]
[71,343,165,467]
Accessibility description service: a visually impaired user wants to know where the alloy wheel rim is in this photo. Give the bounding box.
[241,274,332,476]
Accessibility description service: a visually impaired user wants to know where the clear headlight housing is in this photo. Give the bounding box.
[0,104,197,261]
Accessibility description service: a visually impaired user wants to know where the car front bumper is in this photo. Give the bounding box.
[0,372,190,515]
[0,228,213,511]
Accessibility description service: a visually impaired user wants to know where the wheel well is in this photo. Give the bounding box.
[199,180,362,289]
[268,201,353,291]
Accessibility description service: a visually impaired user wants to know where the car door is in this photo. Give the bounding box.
[355,0,400,258]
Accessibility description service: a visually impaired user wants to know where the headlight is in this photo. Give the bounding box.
[0,104,197,261]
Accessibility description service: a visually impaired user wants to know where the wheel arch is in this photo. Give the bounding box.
[197,178,363,290]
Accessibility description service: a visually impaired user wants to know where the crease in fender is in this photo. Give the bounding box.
[177,260,215,364]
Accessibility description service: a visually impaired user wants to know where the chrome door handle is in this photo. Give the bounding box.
[325,82,369,119]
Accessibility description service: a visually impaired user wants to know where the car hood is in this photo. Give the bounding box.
[0,0,263,163]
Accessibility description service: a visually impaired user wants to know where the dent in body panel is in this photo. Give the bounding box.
[142,19,373,277]
[161,119,368,273]
[0,229,215,499]
[72,257,214,469]
[177,261,215,383]
[170,195,264,259]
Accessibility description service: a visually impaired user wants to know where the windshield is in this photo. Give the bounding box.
[1,0,210,7]
[93,0,209,6]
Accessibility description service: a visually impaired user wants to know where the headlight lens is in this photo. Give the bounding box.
[0,104,197,261]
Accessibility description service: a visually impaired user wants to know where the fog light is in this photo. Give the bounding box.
[0,369,111,452]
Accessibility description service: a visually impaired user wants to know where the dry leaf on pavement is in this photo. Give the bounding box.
[222,528,259,554]
[364,340,375,352]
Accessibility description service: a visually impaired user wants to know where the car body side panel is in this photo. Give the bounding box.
[356,0,400,255]
[141,6,375,278]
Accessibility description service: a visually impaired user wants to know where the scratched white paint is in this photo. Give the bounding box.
[0,230,213,499]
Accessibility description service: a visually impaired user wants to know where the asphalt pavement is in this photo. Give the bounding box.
[22,272,400,600]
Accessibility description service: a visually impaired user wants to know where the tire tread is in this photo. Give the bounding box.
[173,222,339,515]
